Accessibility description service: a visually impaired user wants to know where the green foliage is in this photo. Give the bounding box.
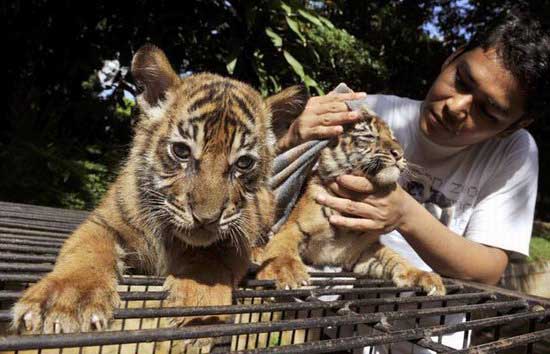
[305,21,386,92]
[268,332,281,347]
[529,237,550,262]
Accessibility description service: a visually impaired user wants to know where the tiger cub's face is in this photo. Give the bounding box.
[319,106,407,187]
[130,45,306,247]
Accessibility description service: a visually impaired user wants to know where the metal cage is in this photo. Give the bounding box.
[0,201,549,353]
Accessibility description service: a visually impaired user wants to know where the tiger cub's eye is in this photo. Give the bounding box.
[171,143,191,161]
[235,156,255,171]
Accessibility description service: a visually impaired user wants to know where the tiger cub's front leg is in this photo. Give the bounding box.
[354,244,446,295]
[256,194,323,289]
[12,218,122,333]
[163,245,249,344]
[256,222,310,289]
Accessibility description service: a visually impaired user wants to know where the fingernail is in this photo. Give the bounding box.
[335,126,343,133]
[348,111,359,119]
[356,92,367,97]
[315,194,326,202]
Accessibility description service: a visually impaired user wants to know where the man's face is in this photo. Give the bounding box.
[420,47,526,147]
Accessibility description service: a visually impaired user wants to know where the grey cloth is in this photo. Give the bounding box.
[269,83,367,234]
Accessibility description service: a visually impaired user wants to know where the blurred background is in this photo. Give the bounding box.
[2,1,549,226]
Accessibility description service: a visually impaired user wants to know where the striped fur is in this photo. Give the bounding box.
[12,45,306,339]
[257,106,446,295]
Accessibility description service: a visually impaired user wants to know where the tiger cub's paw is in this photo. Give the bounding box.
[257,255,310,289]
[393,270,446,296]
[12,274,119,334]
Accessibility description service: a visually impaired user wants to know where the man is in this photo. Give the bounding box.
[276,12,548,353]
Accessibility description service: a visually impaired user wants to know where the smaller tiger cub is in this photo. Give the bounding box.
[257,105,446,295]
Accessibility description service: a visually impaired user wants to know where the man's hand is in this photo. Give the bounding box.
[315,175,410,234]
[277,92,367,150]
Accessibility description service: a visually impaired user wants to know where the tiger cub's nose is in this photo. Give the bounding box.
[192,210,221,226]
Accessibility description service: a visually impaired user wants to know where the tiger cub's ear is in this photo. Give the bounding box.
[131,44,180,108]
[267,85,309,140]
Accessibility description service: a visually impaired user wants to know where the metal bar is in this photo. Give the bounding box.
[233,284,463,298]
[371,317,457,352]
[0,201,89,218]
[450,328,550,353]
[0,252,57,263]
[452,278,550,307]
[0,211,86,225]
[237,310,550,354]
[0,234,67,244]
[0,272,463,294]
[0,220,78,233]
[0,238,64,248]
[0,292,498,322]
[338,291,458,353]
[0,227,70,238]
[0,282,468,300]
[0,244,59,255]
[246,278,392,287]
[0,262,54,273]
[0,284,470,302]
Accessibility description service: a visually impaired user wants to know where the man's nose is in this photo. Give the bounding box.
[445,94,471,123]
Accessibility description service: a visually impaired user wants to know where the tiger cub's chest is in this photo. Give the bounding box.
[298,181,378,270]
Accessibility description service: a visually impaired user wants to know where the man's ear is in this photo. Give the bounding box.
[266,85,309,140]
[497,117,534,138]
[441,45,467,70]
[131,44,180,107]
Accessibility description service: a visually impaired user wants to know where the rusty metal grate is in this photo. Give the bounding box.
[0,201,549,353]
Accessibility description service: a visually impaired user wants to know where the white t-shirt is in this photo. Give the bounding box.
[359,94,539,270]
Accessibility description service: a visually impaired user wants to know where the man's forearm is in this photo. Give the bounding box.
[398,194,508,285]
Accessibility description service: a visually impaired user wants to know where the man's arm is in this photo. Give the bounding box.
[392,187,508,284]
[315,176,509,285]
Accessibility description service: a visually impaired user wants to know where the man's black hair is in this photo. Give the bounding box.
[464,11,550,122]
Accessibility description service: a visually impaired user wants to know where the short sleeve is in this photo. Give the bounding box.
[464,130,539,257]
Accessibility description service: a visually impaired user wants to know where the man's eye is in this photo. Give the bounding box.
[235,156,255,171]
[481,107,499,122]
[454,69,467,91]
[171,143,191,161]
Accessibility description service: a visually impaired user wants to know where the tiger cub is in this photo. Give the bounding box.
[12,44,307,334]
[257,106,446,295]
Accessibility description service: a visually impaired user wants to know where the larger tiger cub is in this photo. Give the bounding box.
[12,44,307,334]
[257,106,446,296]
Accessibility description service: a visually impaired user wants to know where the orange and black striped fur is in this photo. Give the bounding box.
[12,45,307,335]
[257,106,446,295]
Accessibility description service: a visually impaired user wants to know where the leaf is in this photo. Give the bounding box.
[280,1,292,15]
[226,57,238,75]
[318,16,335,29]
[304,75,324,95]
[285,16,307,45]
[283,50,305,78]
[265,27,282,47]
[283,50,324,95]
[298,9,323,27]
